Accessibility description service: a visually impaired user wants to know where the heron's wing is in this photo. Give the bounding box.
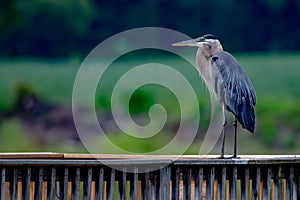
[211,51,256,132]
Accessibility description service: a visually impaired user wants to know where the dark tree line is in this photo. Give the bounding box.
[1,0,300,57]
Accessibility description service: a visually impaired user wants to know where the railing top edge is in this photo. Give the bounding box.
[0,153,299,159]
[0,153,299,166]
[0,159,173,166]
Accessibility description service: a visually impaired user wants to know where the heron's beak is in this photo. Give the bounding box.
[172,38,207,47]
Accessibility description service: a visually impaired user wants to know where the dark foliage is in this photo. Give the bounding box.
[0,0,300,57]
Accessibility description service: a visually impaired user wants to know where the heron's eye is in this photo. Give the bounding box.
[197,37,205,42]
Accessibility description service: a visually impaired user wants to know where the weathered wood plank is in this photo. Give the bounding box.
[150,171,158,199]
[118,168,127,200]
[0,154,299,200]
[95,167,104,200]
[217,167,226,200]
[59,167,69,200]
[0,152,64,159]
[1,155,300,167]
[159,166,171,200]
[107,168,115,200]
[34,167,43,200]
[206,167,215,200]
[22,167,31,200]
[241,168,249,200]
[273,166,283,200]
[195,167,203,200]
[1,168,6,200]
[262,167,272,200]
[47,167,56,200]
[252,167,261,200]
[10,168,18,200]
[172,167,180,200]
[297,170,300,200]
[183,168,192,200]
[83,167,92,200]
[229,167,237,200]
[142,170,149,200]
[130,167,138,200]
[286,166,297,200]
[72,167,80,200]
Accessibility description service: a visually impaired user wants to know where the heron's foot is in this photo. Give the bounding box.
[218,155,239,159]
[227,155,240,159]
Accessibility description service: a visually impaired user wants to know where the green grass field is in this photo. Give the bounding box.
[0,52,299,154]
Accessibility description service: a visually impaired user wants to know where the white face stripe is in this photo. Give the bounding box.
[204,39,223,51]
[205,39,218,43]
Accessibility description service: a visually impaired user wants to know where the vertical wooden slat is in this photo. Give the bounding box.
[10,168,18,200]
[23,167,31,200]
[154,172,160,199]
[133,168,139,200]
[255,167,261,199]
[241,168,249,200]
[47,167,56,200]
[83,167,92,200]
[142,170,150,200]
[149,171,157,199]
[34,167,43,200]
[172,167,180,200]
[72,167,80,200]
[268,167,272,199]
[286,167,291,200]
[142,171,147,199]
[59,167,69,200]
[273,167,279,200]
[274,166,282,200]
[286,166,297,200]
[159,167,171,200]
[263,167,271,200]
[195,167,203,200]
[252,167,261,200]
[218,167,226,200]
[252,168,257,200]
[107,168,115,200]
[160,168,165,200]
[95,167,104,200]
[130,167,138,200]
[229,167,237,200]
[1,168,6,200]
[291,166,297,200]
[206,167,215,200]
[183,168,192,200]
[297,170,300,200]
[119,168,127,200]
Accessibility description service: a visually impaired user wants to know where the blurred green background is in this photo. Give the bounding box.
[0,0,299,155]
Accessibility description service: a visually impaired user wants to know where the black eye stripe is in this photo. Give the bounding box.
[202,34,218,40]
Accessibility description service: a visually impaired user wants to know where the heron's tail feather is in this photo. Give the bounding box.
[227,97,255,133]
[238,98,255,133]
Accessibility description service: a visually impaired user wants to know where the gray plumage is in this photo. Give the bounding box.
[173,34,256,158]
[211,51,256,133]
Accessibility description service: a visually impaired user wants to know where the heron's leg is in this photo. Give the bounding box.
[220,104,227,158]
[220,121,227,158]
[232,117,238,158]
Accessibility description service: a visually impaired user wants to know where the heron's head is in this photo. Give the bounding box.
[172,34,223,55]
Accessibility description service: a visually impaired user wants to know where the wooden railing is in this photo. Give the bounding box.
[0,153,299,199]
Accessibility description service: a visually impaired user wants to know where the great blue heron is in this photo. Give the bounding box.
[172,34,256,158]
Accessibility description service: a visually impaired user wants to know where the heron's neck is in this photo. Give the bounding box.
[196,48,212,90]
